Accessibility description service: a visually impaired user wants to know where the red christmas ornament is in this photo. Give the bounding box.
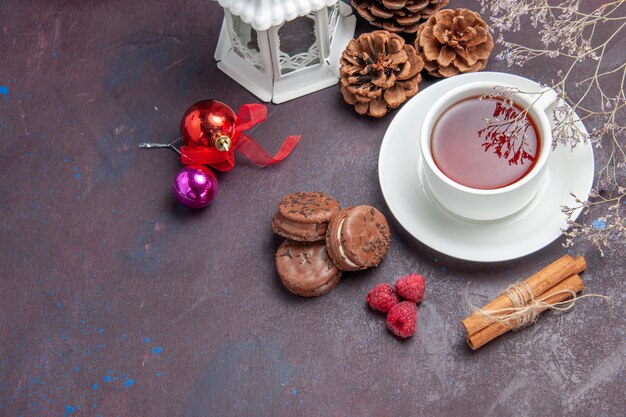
[180,100,236,152]
[180,101,301,172]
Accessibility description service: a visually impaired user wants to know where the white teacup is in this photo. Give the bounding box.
[420,81,556,221]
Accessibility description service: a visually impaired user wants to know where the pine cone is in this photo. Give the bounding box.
[415,8,494,77]
[340,30,424,117]
[352,0,449,33]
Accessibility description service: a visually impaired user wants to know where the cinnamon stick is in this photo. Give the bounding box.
[462,255,586,337]
[466,273,585,350]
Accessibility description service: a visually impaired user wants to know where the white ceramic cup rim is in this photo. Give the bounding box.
[420,81,554,196]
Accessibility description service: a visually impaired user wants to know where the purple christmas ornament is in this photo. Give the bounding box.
[172,165,218,208]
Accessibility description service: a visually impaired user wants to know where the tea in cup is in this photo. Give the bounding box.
[420,81,556,221]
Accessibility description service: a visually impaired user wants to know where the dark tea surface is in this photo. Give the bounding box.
[431,96,540,190]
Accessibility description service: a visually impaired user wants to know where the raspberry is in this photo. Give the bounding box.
[395,274,426,303]
[367,283,399,313]
[386,301,417,338]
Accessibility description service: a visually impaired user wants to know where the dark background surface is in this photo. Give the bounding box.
[1,1,624,416]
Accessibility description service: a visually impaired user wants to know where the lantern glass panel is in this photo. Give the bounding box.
[230,14,264,73]
[327,3,340,45]
[276,14,321,75]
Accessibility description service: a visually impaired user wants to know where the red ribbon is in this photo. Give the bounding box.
[180,103,301,172]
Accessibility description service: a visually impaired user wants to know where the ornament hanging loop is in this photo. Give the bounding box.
[138,137,182,155]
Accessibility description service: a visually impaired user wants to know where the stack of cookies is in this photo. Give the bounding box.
[273,192,390,297]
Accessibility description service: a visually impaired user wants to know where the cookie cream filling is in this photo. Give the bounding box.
[337,217,358,268]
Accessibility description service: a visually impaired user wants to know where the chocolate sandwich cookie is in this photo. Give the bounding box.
[275,240,342,297]
[326,205,390,271]
[272,192,341,242]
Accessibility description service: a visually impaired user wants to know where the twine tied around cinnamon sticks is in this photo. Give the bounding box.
[462,255,609,350]
[476,283,608,329]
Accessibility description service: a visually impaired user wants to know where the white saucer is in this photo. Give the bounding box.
[378,72,594,262]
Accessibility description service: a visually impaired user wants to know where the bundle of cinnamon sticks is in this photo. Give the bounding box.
[463,255,587,350]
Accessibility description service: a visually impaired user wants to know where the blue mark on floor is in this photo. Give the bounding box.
[0,86,8,95]
[592,219,606,230]
[152,346,163,355]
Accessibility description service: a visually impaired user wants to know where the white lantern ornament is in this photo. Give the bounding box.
[214,0,356,103]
